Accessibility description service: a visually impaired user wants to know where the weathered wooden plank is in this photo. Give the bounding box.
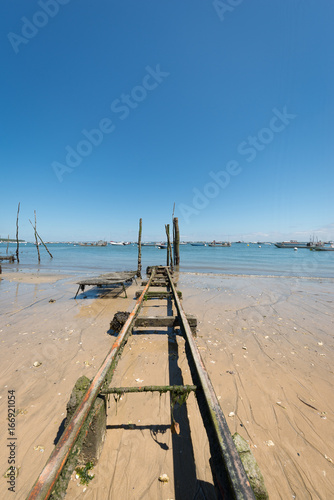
[101,385,197,395]
[141,279,177,287]
[135,290,182,299]
[135,314,196,329]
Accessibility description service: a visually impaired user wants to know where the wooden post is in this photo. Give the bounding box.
[165,224,173,270]
[33,211,41,263]
[137,218,142,278]
[6,235,9,255]
[173,217,180,266]
[165,224,170,267]
[16,203,20,263]
[29,220,53,258]
[172,202,175,264]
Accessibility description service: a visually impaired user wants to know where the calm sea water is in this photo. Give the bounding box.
[1,242,334,278]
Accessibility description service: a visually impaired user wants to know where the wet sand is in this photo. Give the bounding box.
[0,270,333,499]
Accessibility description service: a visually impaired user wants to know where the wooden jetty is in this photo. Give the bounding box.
[27,266,261,499]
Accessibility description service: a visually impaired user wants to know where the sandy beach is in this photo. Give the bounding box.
[0,269,333,499]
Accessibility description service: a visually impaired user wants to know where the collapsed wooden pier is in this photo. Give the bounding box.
[0,255,15,262]
[27,266,261,499]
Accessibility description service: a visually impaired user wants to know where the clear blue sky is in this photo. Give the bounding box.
[1,0,333,242]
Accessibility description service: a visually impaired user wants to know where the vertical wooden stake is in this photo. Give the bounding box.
[137,218,142,278]
[16,203,20,263]
[173,217,180,266]
[165,224,170,267]
[34,211,41,263]
[172,202,175,264]
[6,235,9,255]
[165,224,173,270]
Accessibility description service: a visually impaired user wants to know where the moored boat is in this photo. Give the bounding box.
[275,240,324,249]
[208,240,231,247]
[312,244,334,251]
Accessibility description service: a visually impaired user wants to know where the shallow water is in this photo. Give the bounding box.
[1,242,334,278]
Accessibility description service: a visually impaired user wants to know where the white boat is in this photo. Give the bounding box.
[109,241,125,246]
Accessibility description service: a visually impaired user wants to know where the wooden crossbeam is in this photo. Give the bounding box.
[135,314,196,332]
[100,385,197,395]
[135,290,182,299]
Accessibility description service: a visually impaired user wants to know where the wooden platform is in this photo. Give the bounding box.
[74,271,137,298]
[0,255,15,262]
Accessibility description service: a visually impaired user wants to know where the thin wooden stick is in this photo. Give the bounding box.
[33,211,41,263]
[16,203,20,263]
[28,220,53,258]
[165,224,173,270]
[165,224,170,266]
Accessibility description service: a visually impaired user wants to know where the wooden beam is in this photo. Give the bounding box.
[15,202,20,263]
[135,314,196,330]
[141,279,177,287]
[137,218,142,278]
[101,384,197,395]
[135,290,182,299]
[173,217,180,266]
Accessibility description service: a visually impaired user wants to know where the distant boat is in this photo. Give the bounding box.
[109,241,125,246]
[79,241,107,246]
[312,244,334,251]
[275,240,324,249]
[208,241,231,247]
[158,244,168,249]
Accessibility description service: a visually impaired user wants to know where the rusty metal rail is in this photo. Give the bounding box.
[27,265,256,499]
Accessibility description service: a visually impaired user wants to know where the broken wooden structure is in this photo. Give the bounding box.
[74,271,137,298]
[0,255,15,262]
[27,266,264,499]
